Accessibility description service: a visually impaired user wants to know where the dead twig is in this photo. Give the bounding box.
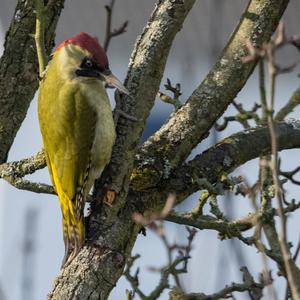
[242,22,300,297]
[169,267,266,300]
[124,226,196,300]
[215,101,261,131]
[103,0,128,52]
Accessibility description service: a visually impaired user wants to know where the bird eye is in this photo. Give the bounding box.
[85,58,93,68]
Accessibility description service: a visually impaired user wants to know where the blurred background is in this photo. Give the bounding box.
[0,0,300,299]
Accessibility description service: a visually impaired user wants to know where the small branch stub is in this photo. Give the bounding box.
[34,0,47,79]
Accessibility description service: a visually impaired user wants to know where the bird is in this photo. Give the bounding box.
[38,32,129,265]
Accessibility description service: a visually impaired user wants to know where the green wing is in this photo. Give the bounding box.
[38,79,96,216]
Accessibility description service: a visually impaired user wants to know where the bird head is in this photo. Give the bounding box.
[54,32,129,95]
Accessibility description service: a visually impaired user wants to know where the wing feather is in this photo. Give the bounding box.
[39,80,97,219]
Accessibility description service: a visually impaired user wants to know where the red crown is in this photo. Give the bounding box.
[56,32,108,67]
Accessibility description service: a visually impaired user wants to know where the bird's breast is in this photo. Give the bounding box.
[81,82,116,185]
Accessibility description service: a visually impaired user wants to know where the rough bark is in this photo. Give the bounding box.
[131,0,290,191]
[0,0,65,163]
[166,120,300,201]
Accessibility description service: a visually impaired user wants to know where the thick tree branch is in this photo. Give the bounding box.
[4,120,300,209]
[131,0,289,191]
[164,120,300,202]
[0,0,65,163]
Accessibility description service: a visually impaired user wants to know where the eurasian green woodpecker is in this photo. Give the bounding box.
[38,32,128,265]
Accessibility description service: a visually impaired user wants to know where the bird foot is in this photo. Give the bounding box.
[113,108,138,125]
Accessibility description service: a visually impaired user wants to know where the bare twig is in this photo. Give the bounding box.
[157,91,182,110]
[124,226,196,300]
[166,210,255,245]
[158,78,182,110]
[103,0,128,52]
[289,35,300,52]
[125,289,133,300]
[275,86,300,121]
[256,57,280,299]
[34,0,47,78]
[280,166,300,185]
[169,267,265,300]
[243,24,300,297]
[2,176,55,195]
[215,101,260,131]
[265,40,300,299]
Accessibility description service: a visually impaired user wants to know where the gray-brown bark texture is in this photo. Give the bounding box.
[0,0,65,163]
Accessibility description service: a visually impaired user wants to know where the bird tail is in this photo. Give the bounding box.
[61,213,85,266]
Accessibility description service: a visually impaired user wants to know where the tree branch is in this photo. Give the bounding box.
[103,0,128,52]
[0,151,54,194]
[34,0,47,78]
[276,85,300,121]
[4,120,300,201]
[166,212,255,243]
[166,199,300,243]
[169,267,265,300]
[0,0,65,163]
[164,120,300,202]
[131,0,289,191]
[0,151,46,178]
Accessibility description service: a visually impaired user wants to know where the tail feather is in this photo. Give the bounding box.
[61,215,85,267]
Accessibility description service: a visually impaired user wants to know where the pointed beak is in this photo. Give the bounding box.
[102,71,129,95]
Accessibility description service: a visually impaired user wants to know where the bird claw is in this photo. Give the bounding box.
[113,108,138,125]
